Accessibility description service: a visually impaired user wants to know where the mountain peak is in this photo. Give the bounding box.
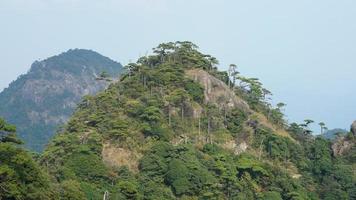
[29,49,120,75]
[0,50,123,151]
[54,48,111,61]
[41,42,317,199]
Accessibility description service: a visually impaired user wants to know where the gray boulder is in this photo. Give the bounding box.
[351,121,356,135]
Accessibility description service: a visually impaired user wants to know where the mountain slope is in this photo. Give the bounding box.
[41,42,355,200]
[0,49,123,151]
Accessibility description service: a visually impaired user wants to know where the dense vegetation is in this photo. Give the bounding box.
[1,42,355,199]
[0,49,123,151]
[0,118,57,199]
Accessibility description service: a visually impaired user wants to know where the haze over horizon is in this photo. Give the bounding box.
[1,0,355,132]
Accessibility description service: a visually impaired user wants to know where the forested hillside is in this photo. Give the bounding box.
[39,42,355,199]
[0,118,57,199]
[0,49,123,151]
[1,42,354,199]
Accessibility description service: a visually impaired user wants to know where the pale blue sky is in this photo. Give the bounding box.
[1,0,355,132]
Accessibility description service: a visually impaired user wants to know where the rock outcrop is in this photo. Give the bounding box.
[186,69,250,112]
[186,68,291,138]
[332,137,354,156]
[332,121,356,156]
[351,121,356,136]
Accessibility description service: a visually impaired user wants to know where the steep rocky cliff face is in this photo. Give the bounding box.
[331,121,356,156]
[186,69,250,112]
[332,136,354,156]
[351,121,356,136]
[186,69,290,138]
[0,49,123,151]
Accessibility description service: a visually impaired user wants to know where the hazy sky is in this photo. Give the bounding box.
[1,0,355,132]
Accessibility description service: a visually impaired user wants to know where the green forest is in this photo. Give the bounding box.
[1,42,355,200]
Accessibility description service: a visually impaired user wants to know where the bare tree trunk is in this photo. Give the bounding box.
[208,118,210,135]
[168,104,171,126]
[103,191,109,200]
[144,76,147,88]
[224,106,227,128]
[198,116,201,137]
[258,138,265,161]
[208,118,212,144]
[181,103,184,120]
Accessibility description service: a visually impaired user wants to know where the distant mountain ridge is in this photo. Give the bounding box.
[0,49,123,151]
[320,128,348,139]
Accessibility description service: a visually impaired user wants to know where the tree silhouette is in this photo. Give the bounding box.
[228,64,239,88]
[318,122,326,135]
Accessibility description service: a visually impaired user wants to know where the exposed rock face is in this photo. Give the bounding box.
[351,121,356,136]
[186,69,291,138]
[331,121,356,156]
[0,49,122,151]
[332,137,354,156]
[186,69,250,112]
[102,142,141,172]
[222,140,248,155]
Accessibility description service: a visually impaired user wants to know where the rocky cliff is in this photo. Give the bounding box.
[351,121,356,136]
[331,121,356,156]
